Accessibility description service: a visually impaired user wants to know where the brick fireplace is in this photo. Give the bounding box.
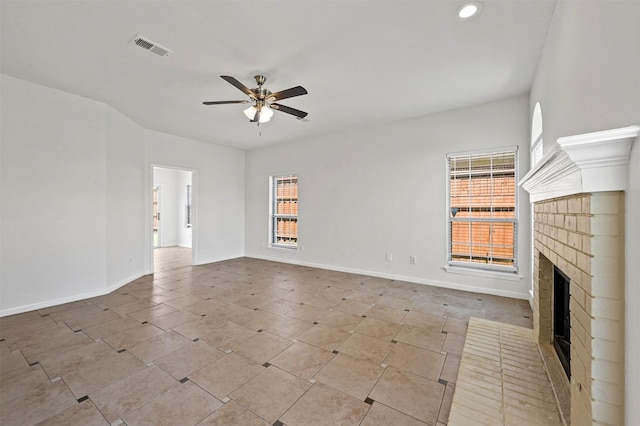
[520,125,638,425]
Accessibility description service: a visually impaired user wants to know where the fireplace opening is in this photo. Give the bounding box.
[553,266,571,379]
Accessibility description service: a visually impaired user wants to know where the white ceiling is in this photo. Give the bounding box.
[1,0,557,150]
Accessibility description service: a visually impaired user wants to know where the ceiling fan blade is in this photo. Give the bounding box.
[270,103,308,119]
[268,86,308,102]
[221,75,256,99]
[202,100,250,105]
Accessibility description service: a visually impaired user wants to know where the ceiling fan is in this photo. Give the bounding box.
[203,75,308,123]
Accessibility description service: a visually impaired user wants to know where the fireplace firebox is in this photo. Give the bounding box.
[553,266,571,379]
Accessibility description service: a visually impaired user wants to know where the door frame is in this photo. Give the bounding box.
[148,164,197,273]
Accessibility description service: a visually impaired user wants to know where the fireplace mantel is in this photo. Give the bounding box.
[519,125,639,202]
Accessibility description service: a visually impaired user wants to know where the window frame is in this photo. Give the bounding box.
[445,146,519,274]
[269,173,299,250]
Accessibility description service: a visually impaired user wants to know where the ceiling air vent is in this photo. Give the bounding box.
[129,35,172,57]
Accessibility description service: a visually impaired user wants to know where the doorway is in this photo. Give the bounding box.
[151,166,195,270]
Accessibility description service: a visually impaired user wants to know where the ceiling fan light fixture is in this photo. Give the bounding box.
[458,1,482,19]
[243,106,273,123]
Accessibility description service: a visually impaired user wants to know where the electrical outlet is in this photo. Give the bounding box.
[386,253,393,262]
[410,256,417,264]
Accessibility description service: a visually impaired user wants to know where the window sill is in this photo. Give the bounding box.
[268,244,299,252]
[444,265,522,281]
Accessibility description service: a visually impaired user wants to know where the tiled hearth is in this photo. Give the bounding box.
[520,125,638,425]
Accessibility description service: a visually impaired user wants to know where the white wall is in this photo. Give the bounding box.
[145,130,244,270]
[106,107,146,288]
[0,74,144,314]
[152,168,192,248]
[529,1,640,423]
[245,95,531,299]
[0,74,244,316]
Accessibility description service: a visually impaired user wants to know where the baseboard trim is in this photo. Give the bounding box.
[246,254,528,300]
[0,272,146,318]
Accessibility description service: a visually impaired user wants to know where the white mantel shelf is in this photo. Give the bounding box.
[519,125,639,202]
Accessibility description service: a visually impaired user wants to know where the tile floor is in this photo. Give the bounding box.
[0,247,533,425]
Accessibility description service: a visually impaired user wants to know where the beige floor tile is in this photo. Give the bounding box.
[376,293,412,308]
[286,304,331,322]
[39,340,115,379]
[408,299,446,317]
[261,315,314,340]
[395,324,446,353]
[6,322,72,351]
[280,382,369,426]
[0,350,29,377]
[89,365,178,423]
[344,291,380,305]
[81,316,141,340]
[126,304,177,323]
[297,323,351,352]
[370,367,445,424]
[90,293,140,310]
[62,351,144,398]
[150,310,202,331]
[197,400,270,426]
[270,341,335,380]
[258,298,298,315]
[230,331,292,364]
[154,341,225,380]
[230,366,311,423]
[440,353,462,383]
[108,299,157,316]
[313,353,384,400]
[337,333,393,365]
[47,304,107,324]
[442,333,466,356]
[37,301,89,316]
[21,329,94,365]
[63,309,122,332]
[384,342,445,380]
[172,316,226,340]
[36,399,109,426]
[199,322,258,351]
[403,310,446,330]
[333,299,373,316]
[0,251,537,426]
[353,317,402,341]
[318,310,365,331]
[103,323,166,351]
[162,294,205,309]
[123,381,222,426]
[0,315,56,342]
[361,402,428,426]
[189,352,264,399]
[127,330,192,363]
[438,382,456,424]
[364,304,407,323]
[443,317,468,336]
[228,309,281,331]
[0,365,51,405]
[0,380,77,425]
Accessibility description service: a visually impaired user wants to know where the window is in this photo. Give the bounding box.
[446,147,518,272]
[531,103,543,167]
[270,174,298,248]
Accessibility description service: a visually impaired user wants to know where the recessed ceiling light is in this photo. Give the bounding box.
[458,1,482,19]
